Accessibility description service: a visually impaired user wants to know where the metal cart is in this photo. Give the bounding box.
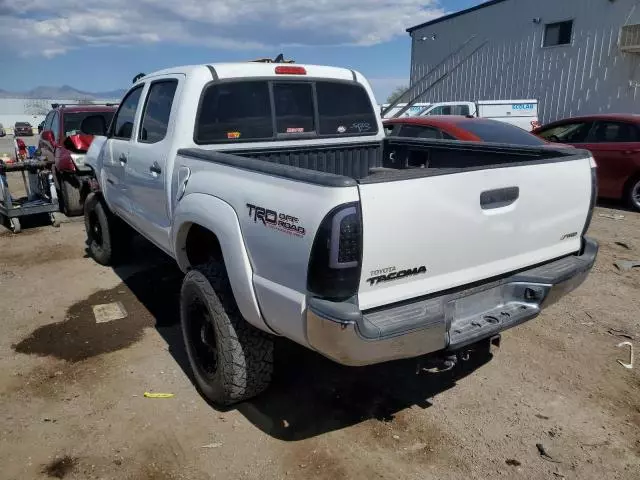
[0,158,61,233]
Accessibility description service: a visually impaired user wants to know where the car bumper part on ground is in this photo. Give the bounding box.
[306,237,598,366]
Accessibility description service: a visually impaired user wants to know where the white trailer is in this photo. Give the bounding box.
[419,99,540,130]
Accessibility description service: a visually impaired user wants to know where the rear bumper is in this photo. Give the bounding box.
[306,237,598,366]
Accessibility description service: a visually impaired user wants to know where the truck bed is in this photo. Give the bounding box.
[179,137,582,185]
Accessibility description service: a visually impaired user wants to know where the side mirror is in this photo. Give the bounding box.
[41,130,55,144]
[38,123,44,134]
[80,115,107,136]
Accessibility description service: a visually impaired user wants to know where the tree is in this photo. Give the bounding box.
[386,85,408,104]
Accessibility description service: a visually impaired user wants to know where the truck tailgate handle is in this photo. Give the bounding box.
[480,187,519,210]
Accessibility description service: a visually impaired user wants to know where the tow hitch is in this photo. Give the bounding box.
[420,335,501,373]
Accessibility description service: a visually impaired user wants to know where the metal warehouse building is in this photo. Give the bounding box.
[407,0,640,123]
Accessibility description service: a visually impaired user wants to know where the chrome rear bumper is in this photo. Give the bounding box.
[306,237,598,366]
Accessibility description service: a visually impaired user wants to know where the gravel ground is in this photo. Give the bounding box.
[0,197,638,480]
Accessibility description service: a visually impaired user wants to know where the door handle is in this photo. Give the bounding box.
[149,162,162,175]
[623,150,640,155]
[480,187,520,210]
[119,153,128,164]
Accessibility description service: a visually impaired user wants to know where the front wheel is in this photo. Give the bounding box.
[626,177,640,212]
[180,262,274,406]
[84,194,130,265]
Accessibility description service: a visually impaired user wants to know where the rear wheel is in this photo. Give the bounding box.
[626,176,640,212]
[180,261,274,406]
[61,175,83,217]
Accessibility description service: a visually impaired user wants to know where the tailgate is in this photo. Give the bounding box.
[357,158,592,310]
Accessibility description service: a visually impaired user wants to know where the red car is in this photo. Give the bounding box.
[533,114,640,211]
[39,104,117,216]
[14,122,34,136]
[384,116,547,146]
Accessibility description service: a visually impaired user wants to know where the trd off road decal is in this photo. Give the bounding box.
[246,203,306,237]
[366,265,427,286]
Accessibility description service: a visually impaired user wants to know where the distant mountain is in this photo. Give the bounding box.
[0,85,126,100]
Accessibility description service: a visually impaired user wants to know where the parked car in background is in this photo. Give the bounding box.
[384,116,548,146]
[0,123,5,137]
[534,114,640,211]
[38,104,117,216]
[14,122,33,136]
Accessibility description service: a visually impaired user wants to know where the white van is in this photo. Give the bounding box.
[381,103,431,119]
[419,100,539,131]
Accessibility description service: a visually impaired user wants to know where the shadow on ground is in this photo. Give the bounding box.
[113,240,491,441]
[14,235,492,441]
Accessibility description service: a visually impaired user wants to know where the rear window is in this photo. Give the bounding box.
[16,122,30,127]
[459,120,546,145]
[63,112,114,137]
[273,83,315,134]
[197,81,273,142]
[195,80,377,144]
[316,82,377,135]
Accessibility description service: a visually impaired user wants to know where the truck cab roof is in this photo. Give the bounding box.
[137,63,361,84]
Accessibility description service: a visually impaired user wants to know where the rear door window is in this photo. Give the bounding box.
[586,121,640,143]
[139,80,178,143]
[316,82,378,135]
[196,81,272,142]
[273,83,315,134]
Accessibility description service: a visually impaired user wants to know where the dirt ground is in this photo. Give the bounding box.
[0,181,639,479]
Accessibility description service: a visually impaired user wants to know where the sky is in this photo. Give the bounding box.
[1,0,484,103]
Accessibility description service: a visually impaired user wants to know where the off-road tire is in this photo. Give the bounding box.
[61,175,83,217]
[180,261,274,406]
[84,193,130,266]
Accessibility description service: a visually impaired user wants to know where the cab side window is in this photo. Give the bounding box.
[112,86,144,140]
[139,80,178,143]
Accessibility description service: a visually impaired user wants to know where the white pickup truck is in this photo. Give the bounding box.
[82,61,598,406]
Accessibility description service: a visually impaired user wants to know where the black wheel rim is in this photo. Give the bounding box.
[186,296,218,378]
[89,211,103,246]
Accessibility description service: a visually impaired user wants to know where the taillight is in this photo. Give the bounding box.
[307,203,362,300]
[275,66,306,75]
[57,148,77,172]
[581,158,598,237]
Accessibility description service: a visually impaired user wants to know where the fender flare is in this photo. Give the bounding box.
[171,193,274,334]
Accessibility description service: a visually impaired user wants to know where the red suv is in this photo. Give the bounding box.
[39,104,117,216]
[534,114,640,211]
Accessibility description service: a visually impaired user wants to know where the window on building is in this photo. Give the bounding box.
[543,20,573,47]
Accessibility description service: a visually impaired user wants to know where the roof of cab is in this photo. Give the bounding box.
[140,63,359,82]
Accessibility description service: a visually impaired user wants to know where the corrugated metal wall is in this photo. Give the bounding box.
[409,0,640,123]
